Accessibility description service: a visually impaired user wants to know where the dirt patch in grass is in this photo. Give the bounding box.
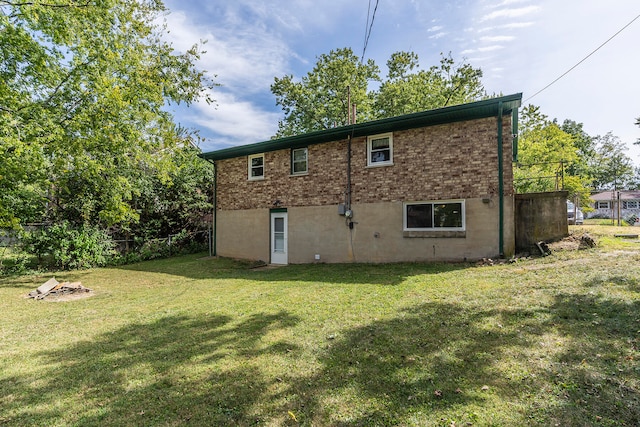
[548,231,599,252]
[24,291,95,302]
[25,291,96,302]
[547,234,583,251]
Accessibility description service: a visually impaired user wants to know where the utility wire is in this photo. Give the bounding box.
[361,0,380,62]
[525,12,640,103]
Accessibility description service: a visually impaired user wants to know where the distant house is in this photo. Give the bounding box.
[590,190,640,220]
[200,94,522,264]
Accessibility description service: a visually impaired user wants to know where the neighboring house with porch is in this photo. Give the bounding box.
[590,190,640,220]
[200,94,522,264]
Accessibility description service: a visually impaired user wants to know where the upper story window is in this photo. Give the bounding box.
[404,200,465,231]
[248,153,264,180]
[291,147,308,175]
[367,133,393,167]
[596,201,610,209]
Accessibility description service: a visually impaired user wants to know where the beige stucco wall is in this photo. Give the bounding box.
[216,209,270,261]
[215,196,515,263]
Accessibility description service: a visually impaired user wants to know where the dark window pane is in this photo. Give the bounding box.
[293,149,307,161]
[371,138,389,150]
[251,166,263,177]
[434,203,462,228]
[406,204,432,228]
[293,161,306,173]
[252,157,263,167]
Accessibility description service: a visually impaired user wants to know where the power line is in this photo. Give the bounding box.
[361,0,380,62]
[525,12,640,103]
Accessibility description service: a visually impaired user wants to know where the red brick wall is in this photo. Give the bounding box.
[215,116,513,210]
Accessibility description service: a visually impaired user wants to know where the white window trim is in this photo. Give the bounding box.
[597,201,610,209]
[623,200,639,209]
[291,147,308,175]
[367,132,393,167]
[248,153,264,181]
[403,200,466,231]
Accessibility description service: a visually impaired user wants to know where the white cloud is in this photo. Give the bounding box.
[489,0,532,8]
[428,25,444,32]
[477,21,535,32]
[480,5,540,22]
[163,11,290,93]
[429,32,447,39]
[192,91,280,149]
[480,35,515,42]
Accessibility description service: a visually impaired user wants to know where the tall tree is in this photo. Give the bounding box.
[515,105,591,207]
[0,0,215,229]
[588,132,634,191]
[270,48,485,137]
[375,52,485,118]
[271,47,379,137]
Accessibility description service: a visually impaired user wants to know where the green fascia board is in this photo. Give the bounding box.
[200,93,522,161]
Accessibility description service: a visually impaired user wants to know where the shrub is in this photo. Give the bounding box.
[22,222,116,270]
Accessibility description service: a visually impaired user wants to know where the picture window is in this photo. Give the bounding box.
[404,200,465,231]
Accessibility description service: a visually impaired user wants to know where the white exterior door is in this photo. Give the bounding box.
[270,212,288,264]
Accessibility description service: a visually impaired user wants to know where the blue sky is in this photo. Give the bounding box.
[161,0,640,159]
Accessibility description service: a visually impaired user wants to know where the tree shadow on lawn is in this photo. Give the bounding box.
[2,301,546,426]
[539,291,640,426]
[5,292,636,426]
[1,311,301,426]
[118,253,475,286]
[274,302,552,426]
[0,275,44,290]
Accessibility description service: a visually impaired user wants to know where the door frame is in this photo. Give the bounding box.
[270,209,288,264]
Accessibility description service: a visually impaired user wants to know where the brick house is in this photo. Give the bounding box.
[200,94,522,264]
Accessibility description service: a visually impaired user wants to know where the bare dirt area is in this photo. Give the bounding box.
[27,291,96,302]
[547,234,583,251]
[547,231,598,252]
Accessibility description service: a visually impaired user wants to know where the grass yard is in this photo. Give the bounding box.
[1,226,639,426]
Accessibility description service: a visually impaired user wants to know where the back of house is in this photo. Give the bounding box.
[201,94,522,264]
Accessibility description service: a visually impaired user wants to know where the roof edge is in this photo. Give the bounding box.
[201,93,522,161]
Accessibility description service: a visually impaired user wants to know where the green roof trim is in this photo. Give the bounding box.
[200,93,522,161]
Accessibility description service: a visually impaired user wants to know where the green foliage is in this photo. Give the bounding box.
[375,52,485,118]
[587,132,634,191]
[270,48,485,137]
[129,146,215,239]
[0,0,215,229]
[22,222,115,270]
[271,47,379,137]
[515,105,590,206]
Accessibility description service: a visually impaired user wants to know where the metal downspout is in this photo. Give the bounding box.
[512,108,519,162]
[497,101,504,257]
[206,159,217,257]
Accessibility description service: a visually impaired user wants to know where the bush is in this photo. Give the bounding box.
[111,230,209,265]
[22,222,116,270]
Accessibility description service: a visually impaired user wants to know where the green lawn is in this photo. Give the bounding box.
[1,227,639,426]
